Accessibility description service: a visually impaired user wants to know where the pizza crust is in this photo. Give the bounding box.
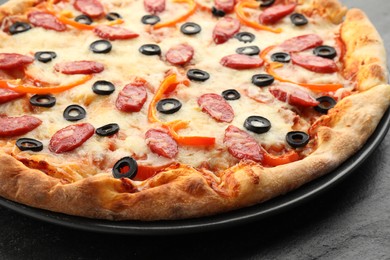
[0,0,389,220]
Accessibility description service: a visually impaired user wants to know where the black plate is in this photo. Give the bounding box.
[1,108,389,235]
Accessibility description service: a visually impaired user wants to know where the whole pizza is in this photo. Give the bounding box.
[0,0,388,221]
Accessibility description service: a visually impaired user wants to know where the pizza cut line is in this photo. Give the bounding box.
[0,0,388,220]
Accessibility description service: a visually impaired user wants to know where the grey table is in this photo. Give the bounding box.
[0,0,389,259]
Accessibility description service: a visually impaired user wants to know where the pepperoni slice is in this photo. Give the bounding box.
[0,89,25,104]
[212,17,241,44]
[74,0,105,18]
[115,80,148,112]
[259,4,296,25]
[28,11,67,32]
[54,61,104,74]
[223,125,263,162]
[0,53,34,70]
[220,54,264,70]
[0,115,42,137]
[93,25,139,41]
[198,93,234,123]
[291,54,338,73]
[49,123,95,153]
[269,83,319,107]
[165,44,194,65]
[145,129,178,159]
[279,34,323,53]
[144,0,166,14]
[215,0,235,13]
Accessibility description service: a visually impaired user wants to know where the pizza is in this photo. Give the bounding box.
[0,0,388,221]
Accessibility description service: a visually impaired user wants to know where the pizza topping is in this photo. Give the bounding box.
[106,12,122,21]
[259,0,275,7]
[96,123,120,137]
[286,131,310,148]
[290,13,308,26]
[92,80,116,95]
[145,128,178,158]
[212,16,241,44]
[16,138,43,152]
[236,46,261,56]
[139,44,162,56]
[198,93,234,123]
[165,44,194,65]
[220,54,264,70]
[252,74,275,87]
[89,40,112,54]
[314,96,337,114]
[9,22,32,35]
[28,11,67,32]
[180,22,201,35]
[0,53,34,69]
[54,61,104,74]
[0,115,42,137]
[115,80,148,112]
[291,54,338,73]
[34,51,57,63]
[214,0,235,13]
[269,84,319,107]
[93,25,139,40]
[187,69,210,82]
[244,116,271,134]
[156,98,182,114]
[74,14,93,25]
[222,89,241,101]
[259,3,296,25]
[313,46,337,60]
[141,15,161,25]
[74,0,105,18]
[224,125,263,162]
[279,34,323,53]
[63,105,87,121]
[0,88,25,104]
[144,0,166,14]
[49,123,95,153]
[271,52,290,63]
[30,94,56,108]
[234,32,255,43]
[211,7,226,17]
[112,157,138,179]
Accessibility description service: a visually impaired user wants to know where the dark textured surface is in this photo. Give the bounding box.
[0,0,390,259]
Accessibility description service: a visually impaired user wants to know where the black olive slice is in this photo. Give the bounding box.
[234,32,256,43]
[180,22,202,35]
[222,89,241,100]
[258,0,275,8]
[244,116,271,134]
[9,22,32,35]
[92,80,116,95]
[16,138,43,152]
[290,13,308,26]
[236,46,261,56]
[74,14,93,25]
[313,45,337,59]
[34,51,57,63]
[251,74,275,87]
[314,96,337,114]
[30,94,56,108]
[139,44,161,56]
[211,6,226,17]
[63,105,87,121]
[106,12,122,21]
[112,156,138,179]
[286,131,310,148]
[187,69,210,82]
[141,15,161,25]
[157,98,182,114]
[96,123,120,137]
[90,40,112,54]
[271,52,291,63]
